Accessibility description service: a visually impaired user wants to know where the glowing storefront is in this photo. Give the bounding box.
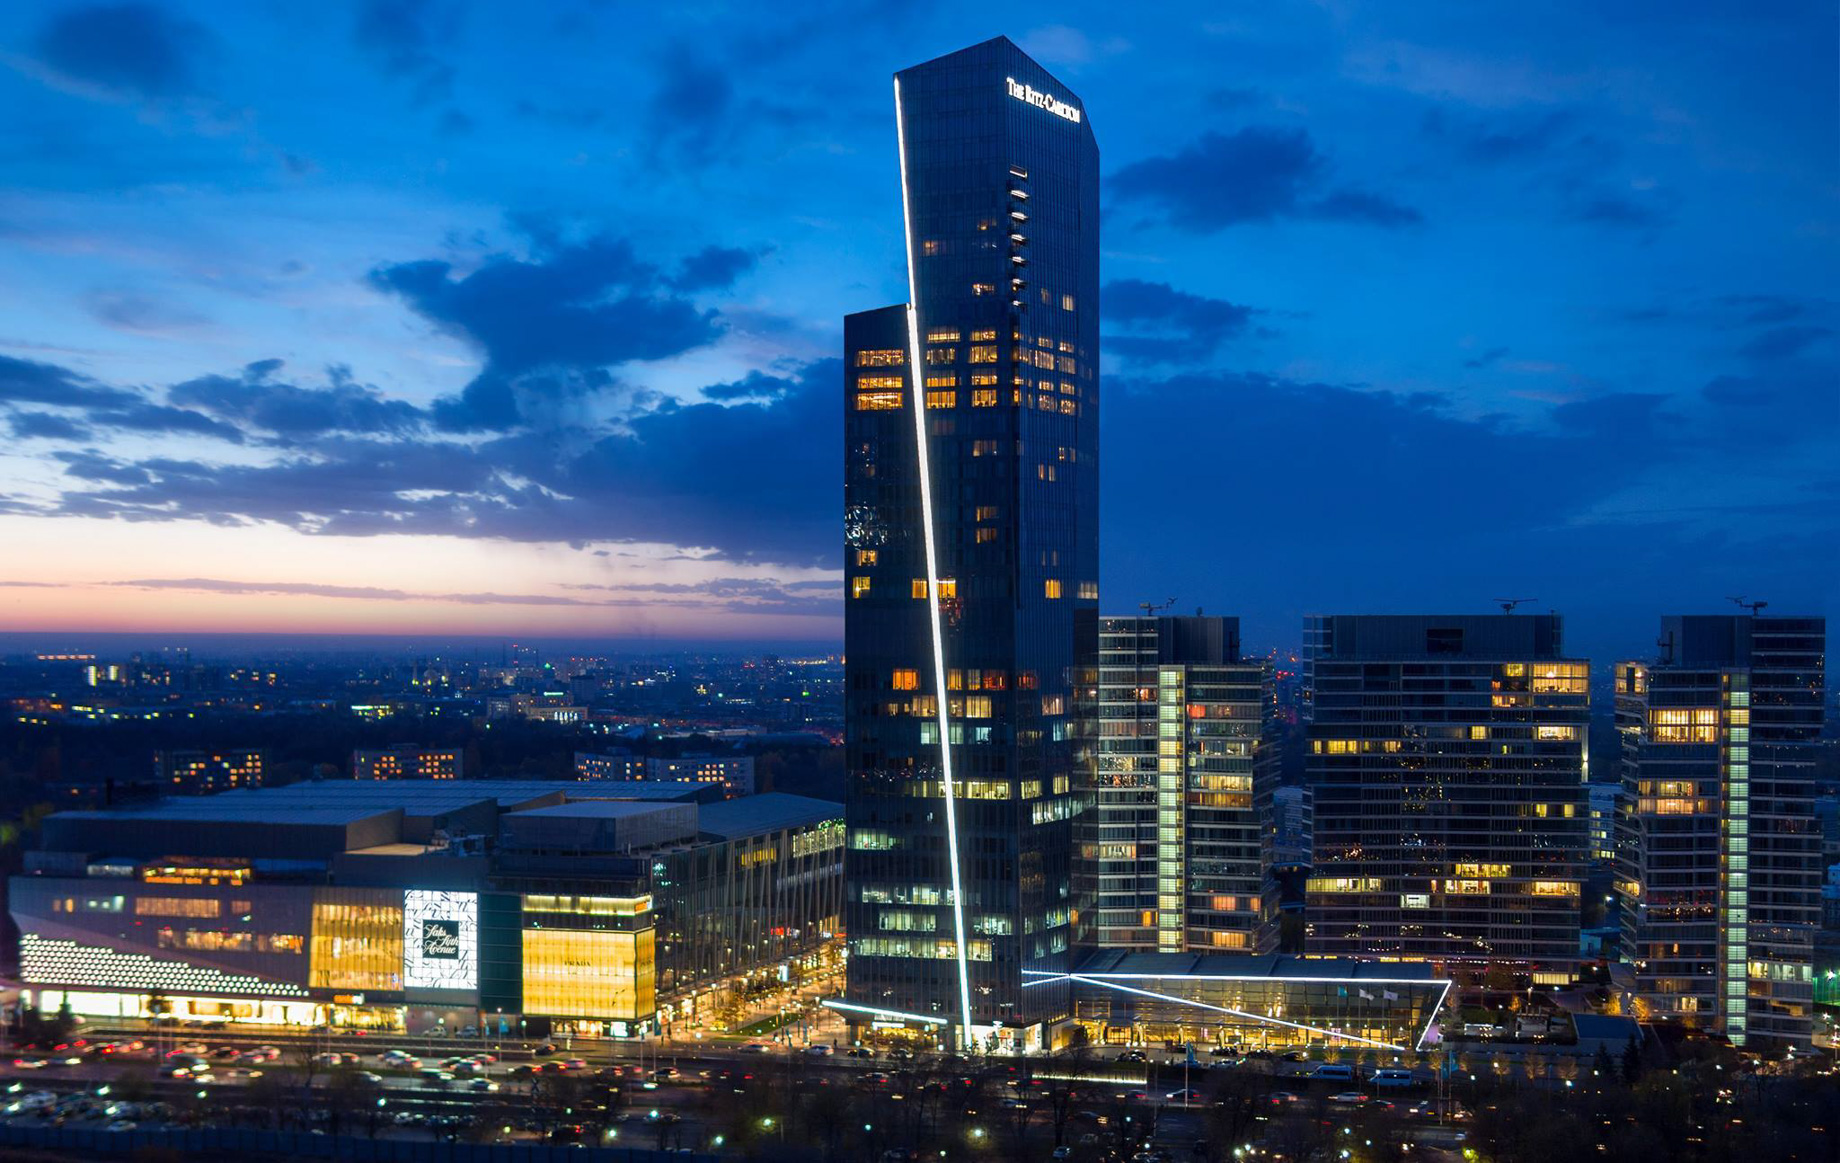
[1030,951,1452,1053]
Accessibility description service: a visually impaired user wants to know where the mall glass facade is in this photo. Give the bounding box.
[843,36,1099,1050]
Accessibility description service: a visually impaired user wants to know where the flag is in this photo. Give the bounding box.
[1382,990,1399,1001]
[1358,989,1374,1000]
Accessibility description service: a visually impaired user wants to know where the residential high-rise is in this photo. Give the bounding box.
[1615,615,1825,1049]
[1085,616,1276,953]
[838,37,1098,1053]
[1303,615,1589,982]
[353,745,464,781]
[154,748,266,795]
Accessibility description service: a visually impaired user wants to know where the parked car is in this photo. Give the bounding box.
[1311,1063,1356,1082]
[1371,1068,1417,1089]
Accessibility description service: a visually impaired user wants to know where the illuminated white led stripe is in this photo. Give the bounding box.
[1024,969,1453,1052]
[894,74,975,1046]
[1022,968,1450,986]
[1058,973,1409,1051]
[821,999,950,1026]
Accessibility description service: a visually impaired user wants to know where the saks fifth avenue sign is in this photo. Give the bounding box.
[1006,77,1081,124]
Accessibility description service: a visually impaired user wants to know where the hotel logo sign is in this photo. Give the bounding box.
[1006,77,1081,124]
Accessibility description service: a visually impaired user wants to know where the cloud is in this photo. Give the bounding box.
[353,0,457,105]
[1464,346,1511,369]
[1421,108,1578,165]
[368,232,725,431]
[1564,187,1670,230]
[0,356,139,410]
[168,360,426,438]
[1110,127,1420,232]
[34,3,212,100]
[33,359,844,566]
[1738,325,1831,362]
[646,44,733,163]
[7,411,92,441]
[1102,279,1263,362]
[669,245,761,292]
[86,290,209,335]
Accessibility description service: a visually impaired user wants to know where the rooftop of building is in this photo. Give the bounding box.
[505,800,685,821]
[1068,949,1446,983]
[49,801,398,825]
[695,793,842,840]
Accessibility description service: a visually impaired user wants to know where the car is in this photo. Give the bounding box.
[1330,1091,1369,1106]
[106,1119,137,1132]
[1117,1050,1148,1063]
[652,1067,680,1081]
[1282,1050,1310,1063]
[471,1052,499,1064]
[470,1078,500,1093]
[888,1047,915,1061]
[804,1044,834,1057]
[845,1047,874,1058]
[1371,1068,1417,1089]
[509,1063,542,1077]
[535,1043,558,1056]
[458,1026,479,1038]
[861,1072,892,1086]
[355,1071,384,1084]
[313,1053,344,1067]
[1311,1064,1356,1081]
[174,1041,208,1055]
[416,1068,455,1087]
[1266,1090,1300,1106]
[158,1064,197,1078]
[1209,1045,1241,1058]
[1053,1149,1074,1161]
[11,1059,47,1070]
[737,1043,773,1055]
[561,1058,588,1070]
[222,1067,264,1081]
[1164,1088,1204,1104]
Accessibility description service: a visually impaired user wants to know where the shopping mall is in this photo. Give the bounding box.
[11,780,843,1036]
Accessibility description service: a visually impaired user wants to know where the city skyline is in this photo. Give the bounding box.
[0,3,1834,665]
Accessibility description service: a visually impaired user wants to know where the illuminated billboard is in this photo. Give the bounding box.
[401,890,477,993]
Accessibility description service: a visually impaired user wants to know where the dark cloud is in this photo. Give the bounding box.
[670,245,761,292]
[86,290,209,334]
[1718,294,1805,326]
[1463,346,1510,369]
[7,411,92,441]
[1565,188,1670,230]
[1738,325,1831,362]
[35,3,211,99]
[1110,127,1420,232]
[368,233,724,431]
[353,0,457,105]
[646,44,734,162]
[110,575,836,617]
[1421,109,1577,165]
[36,359,844,566]
[702,371,799,401]
[1549,392,1673,440]
[87,402,245,443]
[1102,279,1262,362]
[168,360,425,438]
[0,355,139,409]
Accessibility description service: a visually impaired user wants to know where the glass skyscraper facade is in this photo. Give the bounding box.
[1087,616,1277,954]
[1615,615,1826,1049]
[1303,615,1589,982]
[840,37,1099,1052]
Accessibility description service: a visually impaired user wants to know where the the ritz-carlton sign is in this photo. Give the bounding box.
[1006,76,1081,123]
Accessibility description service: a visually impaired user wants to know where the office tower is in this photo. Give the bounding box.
[352,745,464,781]
[1085,615,1275,953]
[1303,615,1589,982]
[153,749,266,795]
[1615,615,1825,1049]
[839,37,1098,1052]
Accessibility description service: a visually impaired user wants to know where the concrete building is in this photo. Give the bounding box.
[1615,615,1826,1049]
[154,749,265,795]
[1303,615,1589,984]
[353,745,464,781]
[12,781,841,1038]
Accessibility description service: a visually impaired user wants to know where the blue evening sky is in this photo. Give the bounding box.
[0,2,1833,661]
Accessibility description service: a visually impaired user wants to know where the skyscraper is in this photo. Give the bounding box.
[1086,615,1276,953]
[1615,615,1826,1049]
[1303,615,1589,981]
[837,37,1098,1053]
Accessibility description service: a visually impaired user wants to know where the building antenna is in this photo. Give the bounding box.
[1494,597,1537,614]
[1728,595,1769,615]
[1138,598,1177,618]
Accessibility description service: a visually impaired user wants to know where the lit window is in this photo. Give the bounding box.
[851,577,871,598]
[971,329,997,341]
[937,578,957,600]
[926,347,958,364]
[924,374,957,388]
[1044,579,1063,599]
[970,345,998,364]
[925,328,960,343]
[856,349,903,367]
[1469,725,1489,740]
[925,391,956,409]
[891,669,919,691]
[855,549,877,567]
[976,528,998,543]
[911,579,928,600]
[1061,294,1075,311]
[855,392,903,411]
[971,389,999,407]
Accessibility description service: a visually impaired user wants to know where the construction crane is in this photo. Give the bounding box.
[1138,598,1177,618]
[1728,595,1770,614]
[1494,597,1538,614]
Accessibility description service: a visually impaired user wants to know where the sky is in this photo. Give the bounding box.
[0,1,1834,662]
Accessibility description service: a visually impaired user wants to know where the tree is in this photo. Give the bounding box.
[1621,1034,1642,1083]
